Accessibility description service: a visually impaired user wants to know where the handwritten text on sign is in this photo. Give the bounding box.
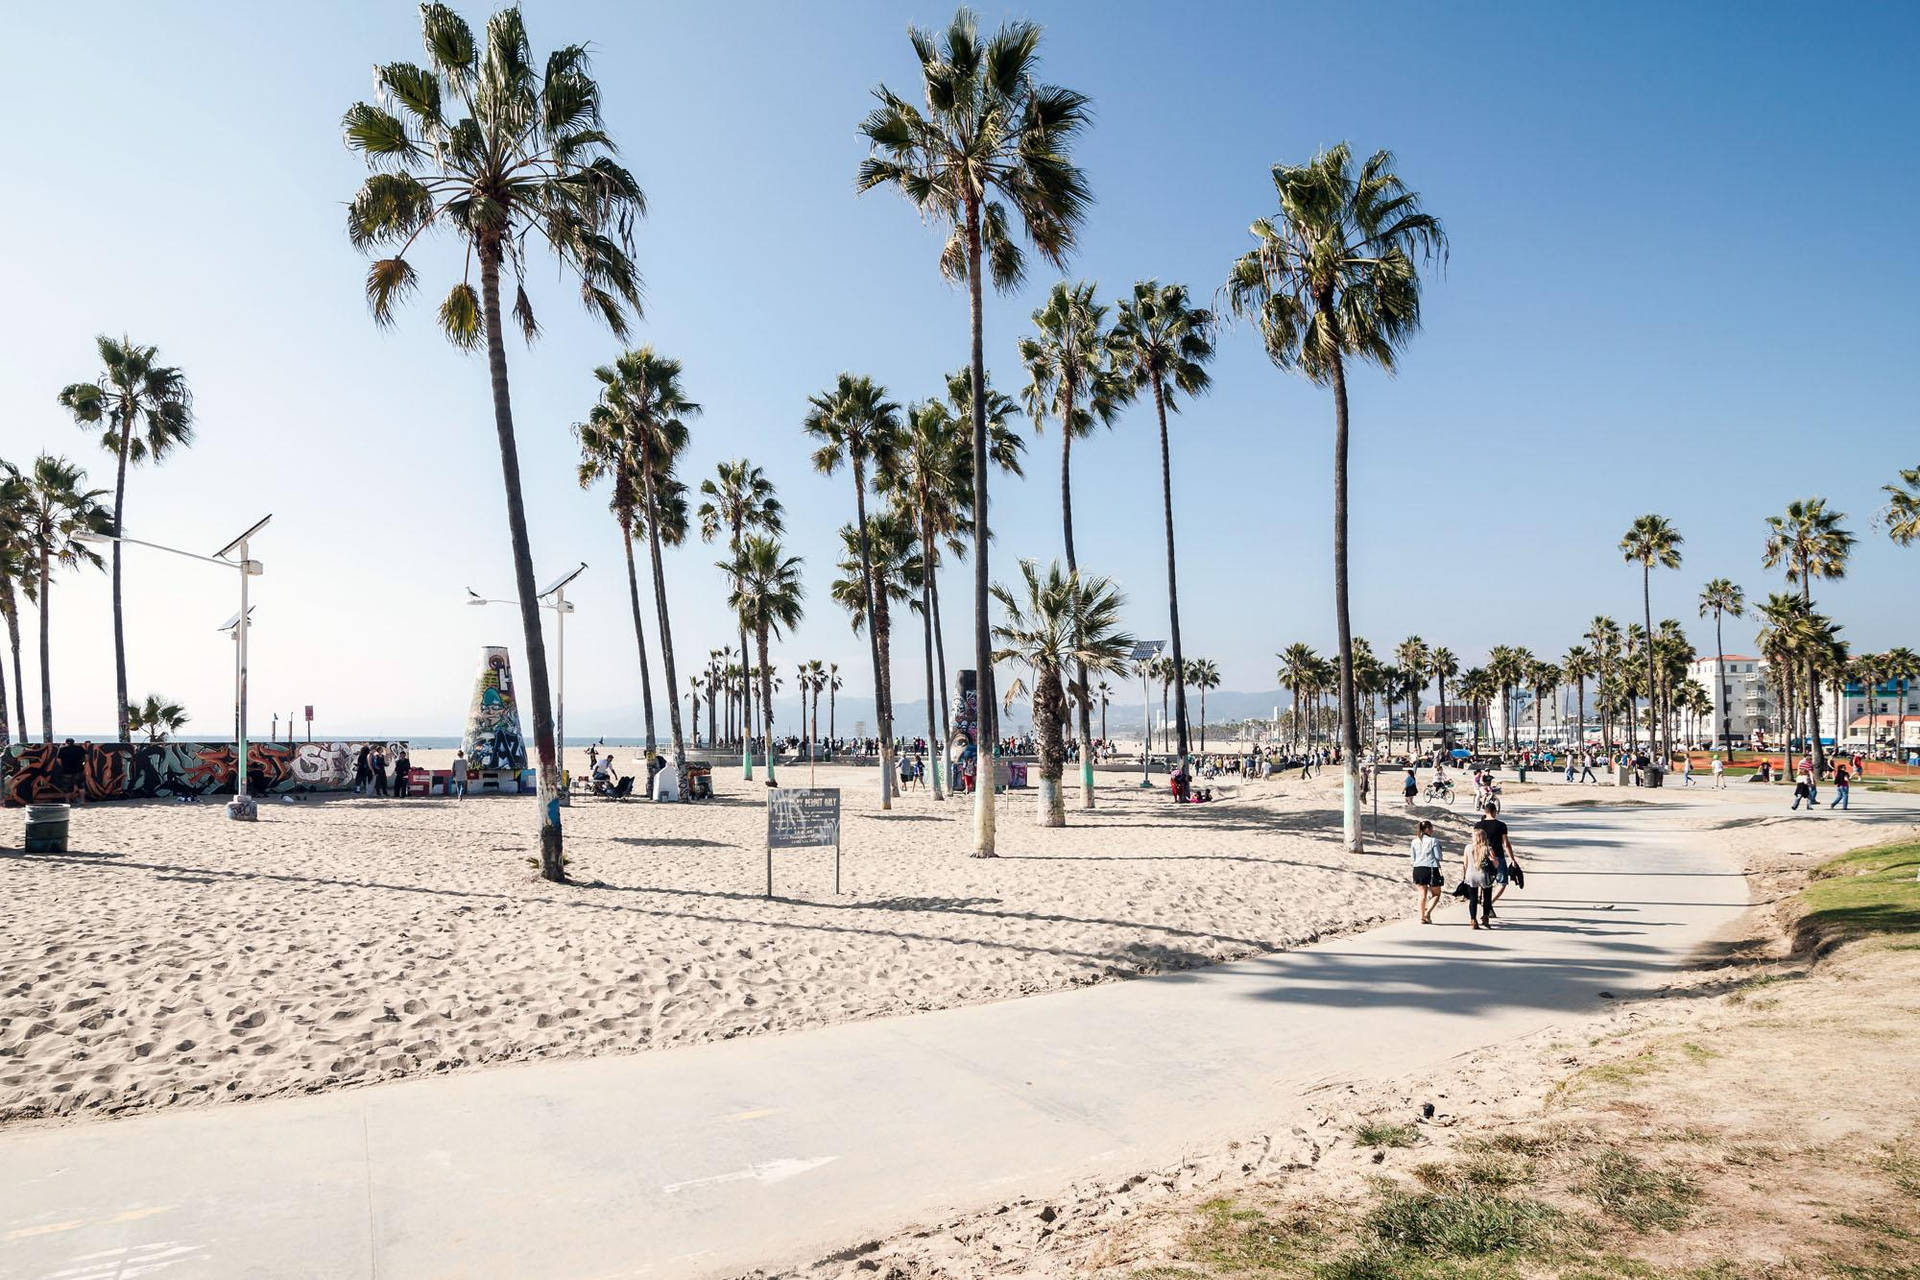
[767,788,841,848]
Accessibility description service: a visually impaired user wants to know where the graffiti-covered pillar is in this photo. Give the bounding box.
[463,646,529,772]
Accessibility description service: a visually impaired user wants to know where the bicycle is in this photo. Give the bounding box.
[1423,778,1456,806]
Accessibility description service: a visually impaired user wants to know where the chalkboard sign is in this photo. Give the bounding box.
[765,787,842,897]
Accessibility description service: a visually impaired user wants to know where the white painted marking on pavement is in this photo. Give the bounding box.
[662,1156,838,1194]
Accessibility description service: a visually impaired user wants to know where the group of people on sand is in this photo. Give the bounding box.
[353,743,413,797]
[1409,801,1521,932]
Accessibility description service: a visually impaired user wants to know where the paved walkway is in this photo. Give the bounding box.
[1,793,1815,1279]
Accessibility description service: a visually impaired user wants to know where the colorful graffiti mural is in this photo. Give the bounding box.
[2,740,406,806]
[462,646,528,772]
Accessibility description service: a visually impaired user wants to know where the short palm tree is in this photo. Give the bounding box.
[1187,657,1221,751]
[585,348,698,798]
[806,373,904,809]
[1696,578,1745,751]
[726,536,804,787]
[699,460,783,776]
[1562,645,1595,749]
[1394,636,1431,759]
[1224,144,1446,852]
[59,335,194,743]
[127,693,189,743]
[21,456,111,741]
[992,559,1132,827]
[1620,515,1683,758]
[1111,280,1215,772]
[1882,465,1919,547]
[343,4,646,881]
[1763,498,1853,774]
[1020,280,1127,808]
[858,7,1091,856]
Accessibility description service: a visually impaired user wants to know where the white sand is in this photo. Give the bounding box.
[0,763,1434,1125]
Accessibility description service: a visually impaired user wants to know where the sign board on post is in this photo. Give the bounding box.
[765,787,842,897]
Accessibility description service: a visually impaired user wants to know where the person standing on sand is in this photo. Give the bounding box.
[1410,819,1444,924]
[371,745,389,797]
[392,746,411,798]
[1472,802,1516,917]
[451,749,469,800]
[1403,766,1419,810]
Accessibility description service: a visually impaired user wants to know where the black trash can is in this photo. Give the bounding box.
[25,803,70,852]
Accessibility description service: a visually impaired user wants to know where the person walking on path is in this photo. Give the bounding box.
[1578,749,1597,784]
[1711,755,1726,789]
[1462,828,1497,930]
[1410,819,1444,924]
[451,749,469,800]
[1829,763,1851,810]
[1680,756,1695,787]
[1472,802,1516,918]
[1790,775,1815,811]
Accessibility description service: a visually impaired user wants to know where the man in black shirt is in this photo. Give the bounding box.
[1472,803,1516,917]
[54,738,88,801]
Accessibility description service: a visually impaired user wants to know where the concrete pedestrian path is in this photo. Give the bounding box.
[2,795,1786,1280]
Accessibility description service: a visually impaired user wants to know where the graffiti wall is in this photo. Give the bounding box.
[2,740,406,807]
[463,646,528,772]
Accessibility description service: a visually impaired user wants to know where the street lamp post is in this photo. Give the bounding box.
[79,516,271,820]
[1130,641,1164,789]
[469,562,585,785]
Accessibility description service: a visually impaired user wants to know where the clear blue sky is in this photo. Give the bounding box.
[1,1,1915,737]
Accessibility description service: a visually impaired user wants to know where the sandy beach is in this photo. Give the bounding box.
[1,762,1446,1125]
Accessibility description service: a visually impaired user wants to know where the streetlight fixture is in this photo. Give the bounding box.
[468,562,585,775]
[1129,640,1164,789]
[78,515,271,820]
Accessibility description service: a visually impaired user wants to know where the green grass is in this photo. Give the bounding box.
[1795,840,1920,950]
[1572,1150,1698,1230]
[1352,1122,1419,1150]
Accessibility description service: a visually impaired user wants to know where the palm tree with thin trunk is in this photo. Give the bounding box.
[831,512,916,794]
[1224,144,1446,852]
[1188,658,1220,752]
[574,381,658,756]
[0,461,31,748]
[806,374,905,810]
[1020,280,1128,808]
[1429,646,1458,755]
[1278,643,1318,751]
[992,559,1133,826]
[699,461,783,777]
[59,336,194,743]
[858,7,1092,855]
[1394,636,1431,761]
[1585,617,1622,750]
[1458,667,1493,759]
[343,4,645,881]
[1111,281,1215,774]
[1696,578,1744,752]
[1529,659,1560,752]
[1096,678,1111,746]
[21,456,111,741]
[1763,499,1853,774]
[727,536,804,788]
[1562,645,1595,751]
[1620,515,1684,762]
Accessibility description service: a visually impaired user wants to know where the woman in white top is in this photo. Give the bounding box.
[1409,819,1444,924]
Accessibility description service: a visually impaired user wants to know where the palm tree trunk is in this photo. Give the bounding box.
[38,553,53,742]
[1058,408,1096,812]
[932,567,952,766]
[641,464,688,800]
[1036,663,1065,827]
[1640,565,1656,764]
[1152,376,1192,768]
[478,248,563,883]
[757,625,775,787]
[4,590,24,746]
[110,426,131,743]
[875,596,897,798]
[1713,610,1726,751]
[920,513,945,801]
[734,521,753,778]
[1324,341,1362,852]
[708,664,718,748]
[851,458,894,810]
[622,526,658,755]
[965,195,995,856]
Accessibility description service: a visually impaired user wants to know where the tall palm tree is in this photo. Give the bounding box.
[1224,144,1446,853]
[1457,667,1493,758]
[58,335,194,743]
[1278,643,1318,751]
[699,461,783,776]
[858,7,1091,856]
[806,374,904,809]
[1697,578,1745,752]
[991,559,1132,826]
[1188,657,1220,751]
[1020,280,1127,808]
[831,511,917,789]
[1763,498,1853,773]
[1394,636,1431,760]
[1882,646,1918,761]
[585,348,698,797]
[1883,465,1920,547]
[21,456,111,741]
[575,382,658,755]
[727,536,804,788]
[1111,280,1214,772]
[1584,617,1622,750]
[1429,645,1459,754]
[1095,678,1112,745]
[1620,515,1684,759]
[0,461,30,748]
[343,4,645,881]
[1529,659,1560,751]
[127,693,189,743]
[1562,645,1595,751]
[828,664,844,753]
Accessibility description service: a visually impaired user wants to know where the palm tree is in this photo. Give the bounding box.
[343,5,645,881]
[1562,645,1595,751]
[1883,465,1920,547]
[991,559,1133,826]
[1394,636,1431,761]
[1278,643,1318,752]
[575,383,658,756]
[1188,658,1221,751]
[584,348,698,798]
[1111,280,1215,772]
[1620,515,1683,760]
[127,693,189,743]
[1585,617,1622,750]
[858,7,1091,856]
[1224,144,1446,853]
[1430,646,1459,754]
[1696,578,1745,752]
[699,463,784,774]
[0,461,30,748]
[1095,678,1112,745]
[21,456,111,741]
[806,373,904,809]
[727,536,804,788]
[1763,498,1854,774]
[1020,280,1128,808]
[1457,667,1494,758]
[831,511,916,792]
[1882,646,1918,762]
[58,336,194,743]
[1529,659,1560,751]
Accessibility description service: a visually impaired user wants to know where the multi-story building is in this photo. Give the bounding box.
[1687,654,1776,746]
[1820,678,1920,754]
